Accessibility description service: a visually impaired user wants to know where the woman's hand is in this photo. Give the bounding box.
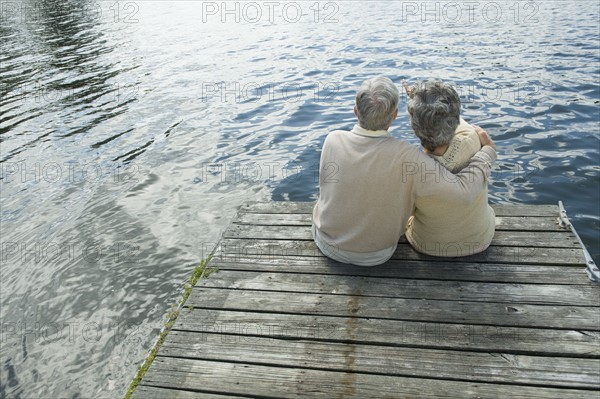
[472,124,496,150]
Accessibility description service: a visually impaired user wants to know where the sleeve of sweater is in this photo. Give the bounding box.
[414,146,497,205]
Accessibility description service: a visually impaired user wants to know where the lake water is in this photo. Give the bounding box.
[1,0,598,397]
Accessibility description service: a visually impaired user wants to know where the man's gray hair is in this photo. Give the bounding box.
[407,80,461,151]
[355,76,399,131]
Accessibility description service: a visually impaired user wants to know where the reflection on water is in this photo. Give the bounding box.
[1,1,599,397]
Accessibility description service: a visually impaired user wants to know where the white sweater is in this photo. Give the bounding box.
[405,119,496,257]
[312,124,496,258]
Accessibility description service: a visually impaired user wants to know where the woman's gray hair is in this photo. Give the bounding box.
[355,76,399,131]
[407,80,461,151]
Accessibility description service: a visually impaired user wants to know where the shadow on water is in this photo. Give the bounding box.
[271,143,322,202]
[0,1,598,398]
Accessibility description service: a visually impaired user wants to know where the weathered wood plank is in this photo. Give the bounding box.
[240,201,560,218]
[196,270,599,306]
[208,256,590,285]
[132,385,250,399]
[174,309,600,357]
[142,357,597,399]
[493,204,560,217]
[224,223,313,240]
[494,216,565,231]
[160,331,600,388]
[185,288,600,330]
[133,202,598,399]
[216,239,586,265]
[233,212,310,225]
[223,224,581,248]
[239,200,314,214]
[233,212,567,232]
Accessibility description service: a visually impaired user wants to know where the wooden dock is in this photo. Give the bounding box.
[131,201,599,398]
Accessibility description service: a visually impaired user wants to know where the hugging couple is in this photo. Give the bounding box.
[312,76,497,266]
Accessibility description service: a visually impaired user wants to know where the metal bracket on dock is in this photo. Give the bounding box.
[558,201,599,283]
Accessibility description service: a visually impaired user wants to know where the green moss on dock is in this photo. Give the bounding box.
[124,257,215,399]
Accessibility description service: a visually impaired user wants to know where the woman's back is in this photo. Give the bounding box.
[406,119,495,257]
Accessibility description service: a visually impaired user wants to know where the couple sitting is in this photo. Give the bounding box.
[312,76,496,266]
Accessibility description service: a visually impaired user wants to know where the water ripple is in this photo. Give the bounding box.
[0,1,599,398]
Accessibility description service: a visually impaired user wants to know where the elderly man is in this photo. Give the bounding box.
[312,76,496,266]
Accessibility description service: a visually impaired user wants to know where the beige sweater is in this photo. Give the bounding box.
[405,119,496,257]
[312,124,496,254]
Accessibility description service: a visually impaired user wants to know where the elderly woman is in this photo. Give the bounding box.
[312,76,497,266]
[404,80,495,257]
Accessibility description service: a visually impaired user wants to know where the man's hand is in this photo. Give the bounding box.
[402,80,413,98]
[472,124,496,150]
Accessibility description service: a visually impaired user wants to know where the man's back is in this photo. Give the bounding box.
[313,125,421,254]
